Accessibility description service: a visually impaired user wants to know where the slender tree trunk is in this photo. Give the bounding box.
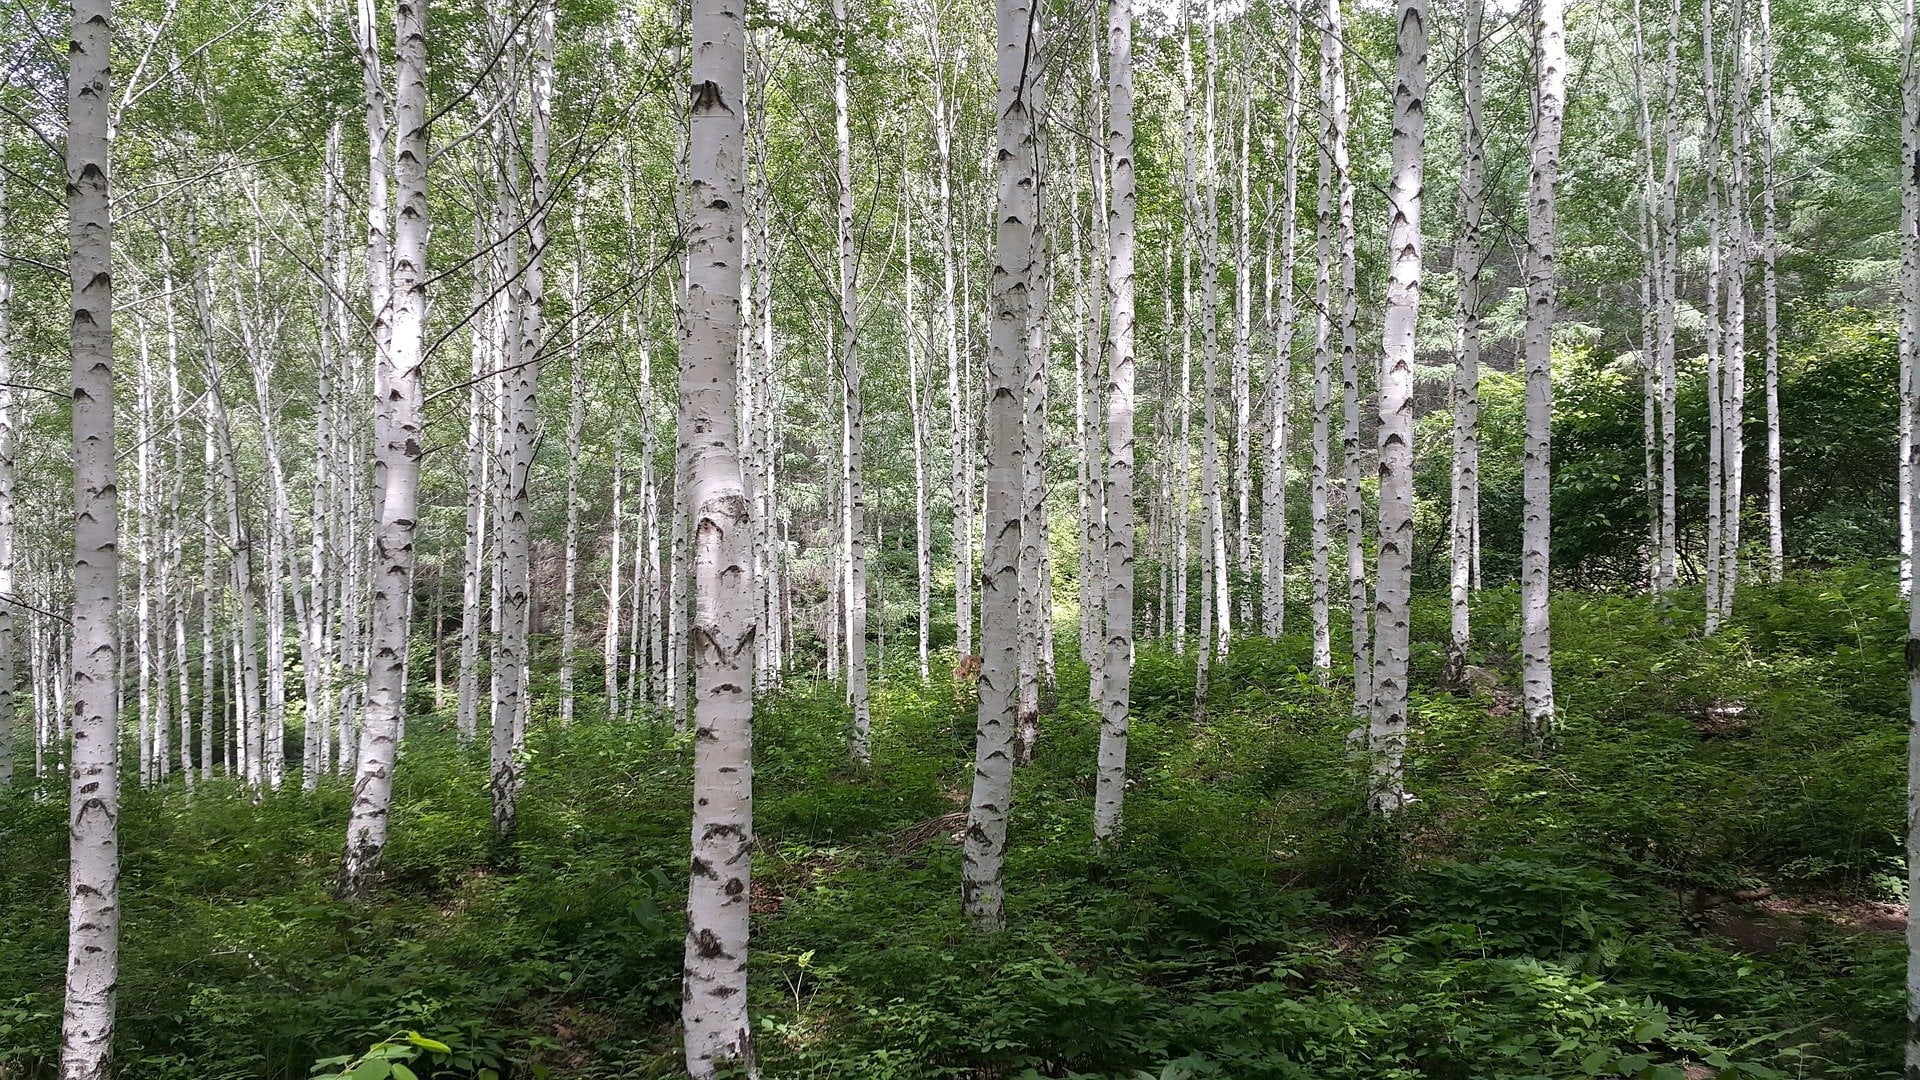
[1201,0,1230,661]
[339,0,429,898]
[1094,0,1137,843]
[906,173,933,682]
[1017,147,1053,764]
[1308,1,1338,679]
[1332,0,1366,720]
[834,0,872,763]
[1521,0,1565,740]
[0,179,19,792]
[492,0,553,841]
[1901,5,1920,1064]
[965,0,1037,930]
[934,63,972,661]
[1449,0,1487,670]
[1261,7,1302,639]
[1370,0,1425,812]
[1720,0,1749,622]
[1759,0,1781,581]
[680,0,756,1062]
[605,463,625,717]
[1704,0,1727,629]
[62,0,120,1065]
[561,211,585,727]
[1231,71,1253,631]
[1658,0,1681,592]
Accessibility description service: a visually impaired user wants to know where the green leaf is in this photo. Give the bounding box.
[389,1066,419,1080]
[403,1033,452,1054]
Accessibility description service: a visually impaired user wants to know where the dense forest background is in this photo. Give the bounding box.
[3,0,1919,1074]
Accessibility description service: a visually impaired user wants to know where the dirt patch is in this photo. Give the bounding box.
[1697,892,1905,954]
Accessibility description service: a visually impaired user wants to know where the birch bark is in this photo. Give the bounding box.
[680,0,756,1061]
[964,0,1037,929]
[62,0,120,1066]
[1369,0,1425,813]
[1094,0,1137,843]
[1520,0,1565,740]
[1308,2,1338,678]
[1261,5,1302,639]
[339,0,429,898]
[1449,0,1487,670]
[834,0,872,763]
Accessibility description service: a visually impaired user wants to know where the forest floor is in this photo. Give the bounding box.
[0,568,1911,1079]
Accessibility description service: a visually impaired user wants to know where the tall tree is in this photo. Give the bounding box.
[491,0,555,842]
[1307,0,1340,679]
[1370,0,1425,813]
[1095,0,1136,843]
[1260,0,1303,640]
[679,0,757,1064]
[964,0,1037,930]
[1903,2,1920,1066]
[61,0,120,1067]
[836,0,873,764]
[1449,0,1487,674]
[0,175,15,793]
[1520,0,1565,740]
[338,0,430,899]
[1759,0,1782,580]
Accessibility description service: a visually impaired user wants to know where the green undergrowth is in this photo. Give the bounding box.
[0,568,1908,1077]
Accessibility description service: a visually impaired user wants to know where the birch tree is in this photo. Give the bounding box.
[62,0,120,1066]
[0,177,13,793]
[1095,0,1136,843]
[1449,0,1487,673]
[1520,0,1565,740]
[1902,3,1920,1063]
[680,0,757,1063]
[964,0,1037,930]
[1370,0,1425,813]
[1308,0,1339,678]
[339,0,430,899]
[1260,2,1302,640]
[835,0,873,763]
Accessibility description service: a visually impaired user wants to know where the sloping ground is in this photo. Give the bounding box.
[0,571,1908,1078]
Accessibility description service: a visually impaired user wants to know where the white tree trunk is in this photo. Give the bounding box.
[1332,0,1365,720]
[561,211,585,726]
[1703,0,1727,629]
[1308,2,1338,679]
[1231,73,1253,631]
[492,0,553,839]
[964,0,1037,930]
[605,463,625,717]
[906,173,933,682]
[1261,7,1303,639]
[1759,0,1781,581]
[339,0,429,898]
[1017,157,1053,765]
[934,62,972,661]
[1094,0,1136,843]
[1720,0,1749,622]
[1449,0,1487,669]
[1902,4,1920,1063]
[1369,0,1425,814]
[1200,0,1229,661]
[0,177,17,791]
[62,0,120,1066]
[835,0,872,763]
[680,0,756,1063]
[1521,0,1565,740]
